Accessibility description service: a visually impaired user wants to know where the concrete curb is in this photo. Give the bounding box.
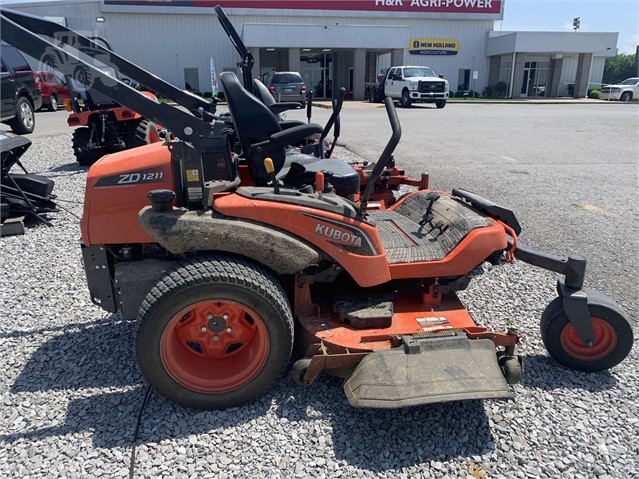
[310,99,636,109]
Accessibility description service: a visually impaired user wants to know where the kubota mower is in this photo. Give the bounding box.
[2,8,632,411]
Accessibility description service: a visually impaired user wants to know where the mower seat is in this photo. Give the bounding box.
[220,72,357,197]
[253,79,305,130]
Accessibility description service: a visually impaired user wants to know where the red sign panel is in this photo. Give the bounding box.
[104,0,502,14]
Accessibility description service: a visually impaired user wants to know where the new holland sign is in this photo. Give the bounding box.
[409,38,459,55]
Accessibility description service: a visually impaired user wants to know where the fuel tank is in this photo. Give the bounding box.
[81,142,173,245]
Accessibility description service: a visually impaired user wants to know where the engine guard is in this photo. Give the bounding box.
[343,331,513,409]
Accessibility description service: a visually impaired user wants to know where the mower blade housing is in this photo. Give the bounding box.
[343,331,513,408]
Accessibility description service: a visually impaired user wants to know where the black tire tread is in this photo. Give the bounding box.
[540,291,633,372]
[72,127,101,166]
[400,89,411,108]
[126,119,158,148]
[136,254,294,409]
[48,94,58,112]
[8,96,34,134]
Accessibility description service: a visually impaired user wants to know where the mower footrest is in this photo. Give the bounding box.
[343,335,512,408]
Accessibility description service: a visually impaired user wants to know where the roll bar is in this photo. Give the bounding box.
[357,97,402,219]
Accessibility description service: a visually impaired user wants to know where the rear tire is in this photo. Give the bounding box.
[435,100,447,109]
[400,89,412,108]
[72,127,101,166]
[9,97,35,134]
[136,255,294,410]
[126,119,159,149]
[48,94,58,112]
[540,292,633,372]
[620,91,632,102]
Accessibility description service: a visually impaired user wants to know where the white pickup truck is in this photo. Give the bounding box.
[383,66,449,108]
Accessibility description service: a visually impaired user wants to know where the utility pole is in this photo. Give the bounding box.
[572,17,580,32]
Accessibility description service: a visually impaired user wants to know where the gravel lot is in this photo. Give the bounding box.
[1,106,637,479]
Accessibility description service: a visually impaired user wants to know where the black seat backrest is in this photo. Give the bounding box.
[253,79,276,108]
[219,72,284,184]
[85,90,118,110]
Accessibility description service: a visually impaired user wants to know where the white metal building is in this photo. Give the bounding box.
[6,0,619,99]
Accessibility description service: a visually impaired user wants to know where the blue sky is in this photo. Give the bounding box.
[499,0,638,54]
[2,0,638,54]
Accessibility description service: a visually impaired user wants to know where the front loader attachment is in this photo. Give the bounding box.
[343,331,513,408]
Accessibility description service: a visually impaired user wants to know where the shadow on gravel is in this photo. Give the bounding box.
[5,315,492,466]
[3,315,271,447]
[47,162,87,174]
[522,354,616,391]
[10,318,137,393]
[317,383,493,470]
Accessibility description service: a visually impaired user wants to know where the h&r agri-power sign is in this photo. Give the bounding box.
[410,38,459,55]
[103,0,502,14]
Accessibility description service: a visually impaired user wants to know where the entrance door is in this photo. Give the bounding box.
[300,51,332,99]
[521,61,548,97]
[520,67,531,97]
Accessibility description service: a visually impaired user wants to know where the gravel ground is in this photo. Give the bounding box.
[1,134,637,478]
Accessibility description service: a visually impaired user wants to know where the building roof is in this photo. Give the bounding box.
[487,31,619,57]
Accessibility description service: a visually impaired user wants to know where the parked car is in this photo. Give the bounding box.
[267,71,306,106]
[600,78,639,102]
[1,42,42,134]
[34,70,70,111]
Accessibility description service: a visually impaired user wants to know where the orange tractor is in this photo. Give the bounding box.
[2,7,632,410]
[65,87,160,166]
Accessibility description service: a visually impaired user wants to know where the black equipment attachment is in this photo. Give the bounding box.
[214,5,254,93]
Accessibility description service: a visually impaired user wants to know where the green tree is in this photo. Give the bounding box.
[603,53,637,84]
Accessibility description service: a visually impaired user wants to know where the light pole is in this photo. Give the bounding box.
[573,17,580,32]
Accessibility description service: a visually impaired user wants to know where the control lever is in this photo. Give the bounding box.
[306,89,314,124]
[418,192,440,229]
[419,192,440,226]
[325,97,341,158]
[263,157,279,194]
[319,88,346,159]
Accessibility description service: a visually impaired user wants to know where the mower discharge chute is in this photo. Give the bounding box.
[1,8,632,411]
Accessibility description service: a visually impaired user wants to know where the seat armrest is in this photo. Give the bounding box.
[268,102,302,115]
[251,123,323,150]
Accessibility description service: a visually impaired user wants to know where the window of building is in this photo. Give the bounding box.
[458,69,470,91]
[183,67,199,92]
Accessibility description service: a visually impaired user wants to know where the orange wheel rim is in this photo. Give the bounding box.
[160,300,269,393]
[560,317,617,361]
[149,129,159,143]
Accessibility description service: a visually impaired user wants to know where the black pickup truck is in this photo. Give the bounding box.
[1,41,42,134]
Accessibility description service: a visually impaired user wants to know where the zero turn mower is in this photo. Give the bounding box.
[2,7,632,411]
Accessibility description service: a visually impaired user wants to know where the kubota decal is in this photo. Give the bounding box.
[314,223,362,247]
[303,213,377,256]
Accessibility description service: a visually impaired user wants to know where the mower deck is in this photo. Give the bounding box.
[344,331,513,408]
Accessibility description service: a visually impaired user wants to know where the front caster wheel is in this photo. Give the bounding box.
[136,255,294,409]
[292,358,312,386]
[499,356,524,384]
[540,292,633,372]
